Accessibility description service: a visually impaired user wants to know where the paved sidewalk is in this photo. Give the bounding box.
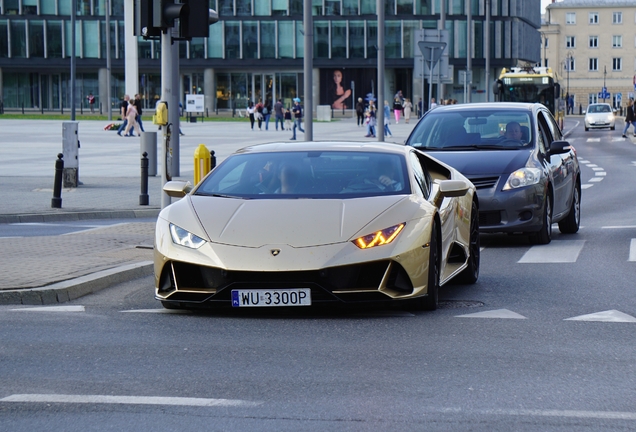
[0,115,584,305]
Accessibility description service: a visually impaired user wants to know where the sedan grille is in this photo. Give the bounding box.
[468,176,499,189]
[479,211,502,226]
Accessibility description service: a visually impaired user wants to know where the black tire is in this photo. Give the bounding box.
[456,201,480,284]
[585,127,589,131]
[558,183,581,234]
[415,223,440,311]
[531,191,552,245]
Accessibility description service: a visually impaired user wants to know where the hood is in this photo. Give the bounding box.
[190,195,407,248]
[427,150,531,176]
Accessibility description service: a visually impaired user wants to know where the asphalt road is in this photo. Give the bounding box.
[2,121,636,431]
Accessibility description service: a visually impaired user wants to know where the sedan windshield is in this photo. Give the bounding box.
[586,104,611,113]
[195,151,410,199]
[407,110,533,150]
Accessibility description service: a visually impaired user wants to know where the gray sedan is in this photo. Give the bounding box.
[405,102,580,244]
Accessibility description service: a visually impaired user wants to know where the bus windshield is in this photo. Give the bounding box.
[501,84,555,113]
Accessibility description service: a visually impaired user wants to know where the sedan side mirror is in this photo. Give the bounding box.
[549,140,571,156]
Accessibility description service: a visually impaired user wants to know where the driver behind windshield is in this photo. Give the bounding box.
[503,121,522,140]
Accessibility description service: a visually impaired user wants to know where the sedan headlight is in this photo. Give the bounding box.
[169,223,206,249]
[502,168,542,190]
[353,223,405,249]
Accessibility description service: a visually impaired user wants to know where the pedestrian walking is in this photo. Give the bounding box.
[246,101,256,130]
[274,99,284,131]
[264,99,272,130]
[403,98,413,124]
[365,101,376,138]
[355,97,365,127]
[116,95,130,136]
[133,94,145,133]
[622,99,635,138]
[87,93,95,113]
[417,98,423,118]
[393,97,402,124]
[284,108,292,131]
[255,99,264,130]
[429,97,438,110]
[290,98,304,140]
[383,101,392,137]
[123,101,141,137]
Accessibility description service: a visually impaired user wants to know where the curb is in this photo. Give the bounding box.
[0,209,161,224]
[0,261,154,305]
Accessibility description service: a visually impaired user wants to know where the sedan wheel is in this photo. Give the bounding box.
[415,223,440,311]
[558,183,581,234]
[531,193,552,245]
[457,201,480,284]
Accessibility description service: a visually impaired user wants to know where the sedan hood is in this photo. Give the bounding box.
[426,150,531,176]
[190,195,407,248]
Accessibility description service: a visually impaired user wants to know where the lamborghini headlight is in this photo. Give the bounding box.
[503,168,541,190]
[352,223,405,249]
[169,223,206,249]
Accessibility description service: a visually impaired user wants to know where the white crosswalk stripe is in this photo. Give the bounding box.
[517,240,585,263]
[10,305,85,312]
[564,310,636,322]
[456,309,527,319]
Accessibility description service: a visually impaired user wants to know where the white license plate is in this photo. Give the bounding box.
[231,289,312,307]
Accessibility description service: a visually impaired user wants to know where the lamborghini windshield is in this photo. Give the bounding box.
[194,151,411,199]
[407,110,533,151]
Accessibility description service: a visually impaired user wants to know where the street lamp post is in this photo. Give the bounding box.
[564,51,573,114]
[603,65,607,103]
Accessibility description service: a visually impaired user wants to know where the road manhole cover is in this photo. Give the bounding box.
[438,300,484,309]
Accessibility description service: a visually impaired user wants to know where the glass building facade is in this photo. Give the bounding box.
[0,0,541,112]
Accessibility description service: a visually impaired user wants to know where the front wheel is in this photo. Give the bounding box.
[456,201,480,284]
[531,192,552,245]
[558,183,581,234]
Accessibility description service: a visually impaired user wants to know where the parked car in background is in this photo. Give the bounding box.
[154,142,480,312]
[405,102,581,244]
[584,103,615,131]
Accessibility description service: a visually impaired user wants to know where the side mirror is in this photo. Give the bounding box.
[163,180,193,198]
[549,140,571,156]
[438,179,470,197]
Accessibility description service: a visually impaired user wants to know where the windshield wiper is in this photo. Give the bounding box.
[194,192,248,199]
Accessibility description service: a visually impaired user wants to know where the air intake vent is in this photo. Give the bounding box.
[468,176,499,189]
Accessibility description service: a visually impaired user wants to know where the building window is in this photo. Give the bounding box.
[613,12,622,24]
[588,93,598,104]
[589,58,598,71]
[612,35,622,48]
[566,36,576,48]
[589,12,599,24]
[566,12,576,24]
[564,57,575,72]
[589,36,598,48]
[612,57,622,70]
[348,21,364,58]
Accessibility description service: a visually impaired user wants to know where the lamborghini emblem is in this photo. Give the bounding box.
[271,249,281,256]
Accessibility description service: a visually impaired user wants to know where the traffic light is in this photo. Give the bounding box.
[134,0,161,38]
[134,0,218,39]
[180,0,219,39]
[153,0,189,30]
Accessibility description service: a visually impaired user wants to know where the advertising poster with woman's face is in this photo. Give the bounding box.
[321,69,378,110]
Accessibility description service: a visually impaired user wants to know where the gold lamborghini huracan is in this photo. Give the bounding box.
[154,142,479,311]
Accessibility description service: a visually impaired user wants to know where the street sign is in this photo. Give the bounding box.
[598,91,610,100]
[616,92,622,102]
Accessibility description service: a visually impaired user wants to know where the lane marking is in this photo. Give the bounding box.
[518,240,585,263]
[629,239,636,262]
[602,225,636,229]
[10,306,85,312]
[121,309,191,314]
[588,177,603,182]
[456,309,527,319]
[565,310,636,323]
[591,167,604,171]
[62,223,131,236]
[594,172,606,176]
[586,138,601,142]
[0,394,262,407]
[447,407,636,420]
[581,184,594,189]
[578,159,590,163]
[585,164,598,167]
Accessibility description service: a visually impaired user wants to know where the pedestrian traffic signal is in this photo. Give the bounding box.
[180,0,219,38]
[134,0,218,39]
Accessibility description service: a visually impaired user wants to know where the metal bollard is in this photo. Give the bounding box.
[210,150,216,170]
[140,152,149,205]
[194,144,211,184]
[51,153,64,208]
